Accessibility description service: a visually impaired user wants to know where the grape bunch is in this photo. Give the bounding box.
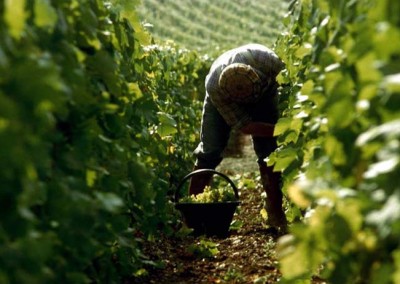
[180,185,236,203]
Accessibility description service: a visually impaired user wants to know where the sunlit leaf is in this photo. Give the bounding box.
[288,184,311,208]
[229,220,243,231]
[259,208,267,220]
[86,170,97,187]
[277,227,324,280]
[34,0,57,30]
[156,112,177,137]
[268,147,299,171]
[5,0,27,39]
[326,98,354,128]
[324,135,346,165]
[355,53,382,83]
[128,82,143,100]
[104,103,119,113]
[274,117,292,136]
[393,249,400,284]
[300,80,314,96]
[295,43,313,58]
[337,198,363,233]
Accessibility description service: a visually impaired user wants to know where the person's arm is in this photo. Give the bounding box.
[240,121,275,137]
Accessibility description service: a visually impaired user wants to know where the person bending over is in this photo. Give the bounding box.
[190,43,287,232]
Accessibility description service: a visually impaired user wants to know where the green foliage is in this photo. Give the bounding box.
[223,267,244,282]
[0,0,208,282]
[139,43,210,185]
[273,0,400,282]
[187,239,220,258]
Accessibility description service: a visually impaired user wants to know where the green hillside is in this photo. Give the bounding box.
[137,0,290,54]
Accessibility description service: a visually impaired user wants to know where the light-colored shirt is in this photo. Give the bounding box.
[205,43,284,129]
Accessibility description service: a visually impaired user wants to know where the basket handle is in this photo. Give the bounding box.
[175,169,239,202]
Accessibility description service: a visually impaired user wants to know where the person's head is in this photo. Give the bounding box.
[218,63,262,102]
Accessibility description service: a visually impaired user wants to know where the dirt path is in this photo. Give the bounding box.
[133,137,286,283]
[136,182,283,283]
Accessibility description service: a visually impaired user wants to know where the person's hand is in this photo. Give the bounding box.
[240,122,275,137]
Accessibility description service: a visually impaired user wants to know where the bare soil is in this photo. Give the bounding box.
[136,183,283,284]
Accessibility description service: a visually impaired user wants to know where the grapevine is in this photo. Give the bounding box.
[0,0,208,282]
[272,0,400,282]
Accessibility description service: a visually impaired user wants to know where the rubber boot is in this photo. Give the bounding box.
[259,162,288,233]
[188,166,213,196]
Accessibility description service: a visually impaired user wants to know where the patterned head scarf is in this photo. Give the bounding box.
[218,63,261,102]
